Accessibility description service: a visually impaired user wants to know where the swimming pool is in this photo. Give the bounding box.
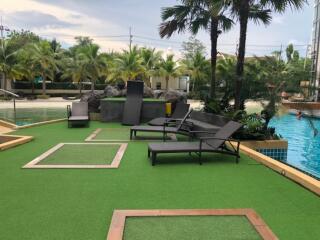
[0,108,66,126]
[269,114,320,179]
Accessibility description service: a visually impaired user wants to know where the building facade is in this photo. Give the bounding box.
[311,0,320,101]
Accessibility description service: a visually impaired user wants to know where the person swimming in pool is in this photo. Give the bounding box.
[296,111,302,120]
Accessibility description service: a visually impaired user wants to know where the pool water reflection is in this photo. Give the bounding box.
[269,114,320,179]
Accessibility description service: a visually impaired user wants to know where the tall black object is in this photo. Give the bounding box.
[122,81,144,125]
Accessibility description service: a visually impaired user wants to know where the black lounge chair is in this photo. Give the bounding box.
[147,121,242,166]
[148,102,190,126]
[122,81,144,126]
[130,109,193,141]
[67,102,89,128]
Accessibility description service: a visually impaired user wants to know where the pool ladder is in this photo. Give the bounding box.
[0,89,19,124]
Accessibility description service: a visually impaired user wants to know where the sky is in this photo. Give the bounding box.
[0,0,315,57]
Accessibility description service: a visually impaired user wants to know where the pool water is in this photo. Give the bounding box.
[269,114,320,179]
[0,108,66,126]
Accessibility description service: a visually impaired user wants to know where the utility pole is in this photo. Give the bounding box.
[129,27,133,51]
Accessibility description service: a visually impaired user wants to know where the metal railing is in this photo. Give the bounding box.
[0,89,19,124]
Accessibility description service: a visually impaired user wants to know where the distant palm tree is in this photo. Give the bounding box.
[140,47,162,86]
[29,40,57,95]
[156,55,180,90]
[0,39,22,92]
[180,51,210,92]
[114,46,145,82]
[77,44,108,91]
[61,56,88,95]
[160,0,234,98]
[228,0,305,109]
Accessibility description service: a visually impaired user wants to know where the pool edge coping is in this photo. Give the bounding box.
[234,142,320,196]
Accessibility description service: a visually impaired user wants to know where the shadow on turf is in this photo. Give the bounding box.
[149,153,238,166]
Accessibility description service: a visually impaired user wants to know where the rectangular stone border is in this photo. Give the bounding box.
[22,142,127,169]
[0,134,34,151]
[235,142,320,196]
[106,209,278,240]
[85,128,177,142]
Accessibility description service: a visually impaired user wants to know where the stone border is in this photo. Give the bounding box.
[236,143,320,196]
[22,142,127,169]
[106,209,278,240]
[0,134,34,151]
[85,128,177,142]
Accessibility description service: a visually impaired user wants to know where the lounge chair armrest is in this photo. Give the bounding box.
[189,130,216,134]
[199,137,235,141]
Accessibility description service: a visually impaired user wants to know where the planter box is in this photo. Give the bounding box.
[100,98,166,123]
[241,140,288,161]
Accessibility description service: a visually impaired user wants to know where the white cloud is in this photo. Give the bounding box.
[1,0,128,51]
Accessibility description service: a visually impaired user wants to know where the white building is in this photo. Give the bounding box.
[150,76,189,92]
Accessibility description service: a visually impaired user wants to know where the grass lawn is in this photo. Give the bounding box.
[0,121,319,240]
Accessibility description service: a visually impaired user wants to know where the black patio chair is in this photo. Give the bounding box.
[147,121,242,165]
[148,102,190,126]
[67,102,89,128]
[130,109,194,141]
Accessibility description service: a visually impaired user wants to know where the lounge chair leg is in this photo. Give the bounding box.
[152,152,156,166]
[147,149,150,158]
[236,155,240,164]
[199,152,202,165]
[130,130,133,140]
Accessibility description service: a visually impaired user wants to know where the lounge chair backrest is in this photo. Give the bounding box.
[176,109,193,131]
[190,111,229,127]
[72,102,88,116]
[172,103,190,118]
[205,121,242,148]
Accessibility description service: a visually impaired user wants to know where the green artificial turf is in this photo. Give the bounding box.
[94,128,174,141]
[0,121,319,240]
[38,144,119,165]
[123,216,262,240]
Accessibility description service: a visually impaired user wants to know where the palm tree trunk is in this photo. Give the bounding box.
[42,74,46,95]
[235,0,249,110]
[210,18,219,100]
[91,80,94,91]
[31,79,35,95]
[166,76,169,91]
[3,73,7,91]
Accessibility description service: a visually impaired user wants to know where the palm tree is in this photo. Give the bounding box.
[61,56,88,95]
[29,40,57,95]
[156,55,180,90]
[114,46,145,82]
[76,44,108,91]
[180,51,210,92]
[0,39,22,92]
[160,0,234,98]
[140,47,162,86]
[228,0,305,109]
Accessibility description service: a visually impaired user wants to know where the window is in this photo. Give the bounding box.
[156,82,161,90]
